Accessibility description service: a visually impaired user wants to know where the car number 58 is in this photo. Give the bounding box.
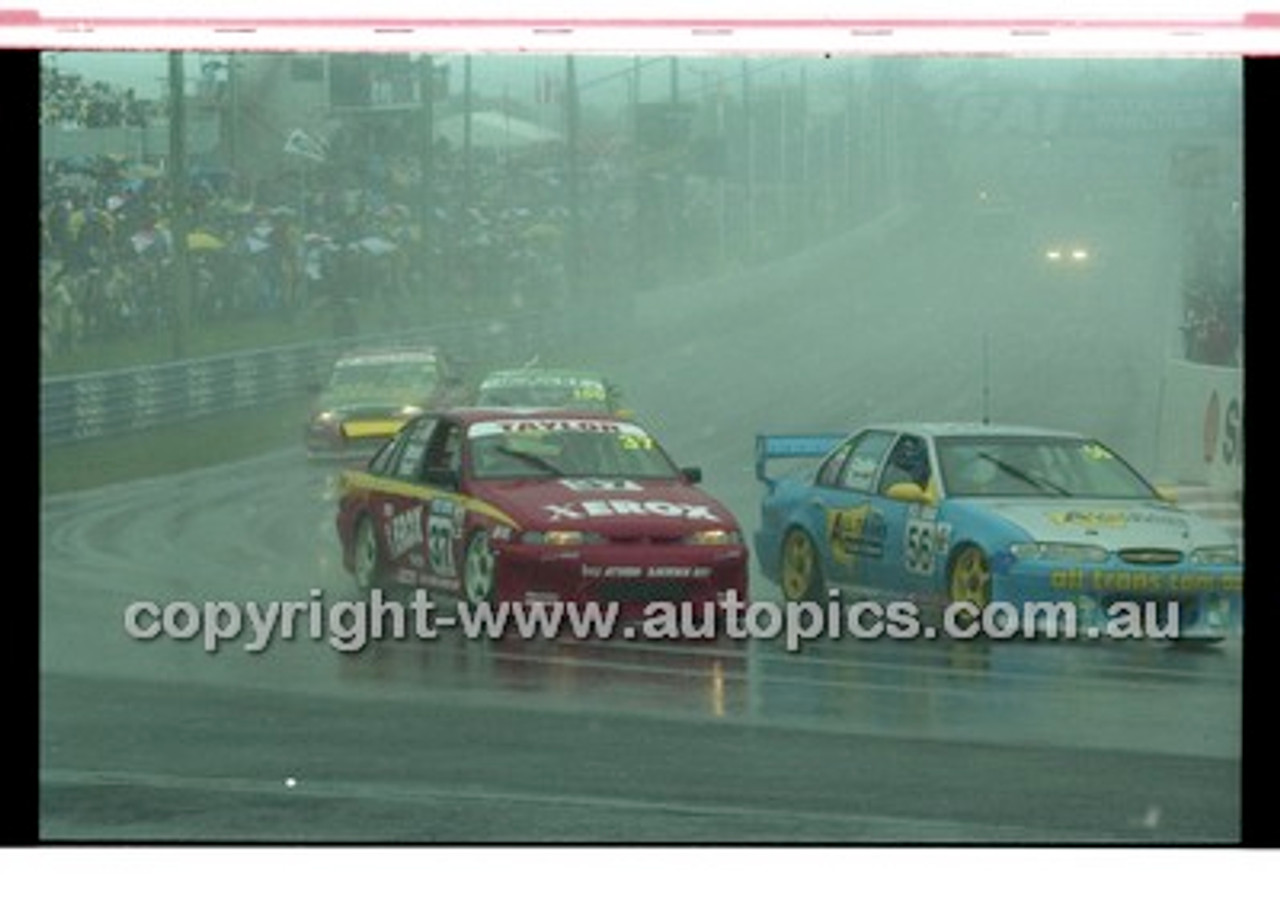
[905,520,936,576]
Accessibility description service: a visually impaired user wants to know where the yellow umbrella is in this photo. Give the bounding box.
[187,231,225,252]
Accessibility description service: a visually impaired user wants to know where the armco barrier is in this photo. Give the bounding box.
[40,312,567,446]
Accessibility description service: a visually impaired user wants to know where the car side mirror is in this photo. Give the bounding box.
[423,467,460,491]
[1154,485,1178,504]
[884,482,931,504]
[680,466,703,485]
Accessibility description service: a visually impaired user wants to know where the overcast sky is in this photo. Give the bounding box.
[42,50,852,107]
[44,52,206,99]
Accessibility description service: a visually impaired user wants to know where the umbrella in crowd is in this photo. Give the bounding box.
[187,231,225,252]
[131,229,169,254]
[52,172,96,191]
[354,236,397,256]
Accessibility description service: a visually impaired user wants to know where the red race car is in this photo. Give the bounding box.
[335,408,748,616]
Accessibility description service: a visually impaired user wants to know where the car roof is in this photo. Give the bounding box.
[861,422,1088,441]
[478,368,606,385]
[442,407,631,427]
[336,349,441,365]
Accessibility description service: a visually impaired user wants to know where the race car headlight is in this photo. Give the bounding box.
[1009,542,1109,563]
[311,411,342,433]
[520,530,605,546]
[1189,545,1240,565]
[682,529,742,546]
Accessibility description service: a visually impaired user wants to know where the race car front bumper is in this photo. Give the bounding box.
[990,555,1243,640]
[492,541,750,618]
[305,418,403,463]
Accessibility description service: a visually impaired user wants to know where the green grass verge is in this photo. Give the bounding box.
[42,316,343,376]
[41,292,535,377]
[41,397,313,495]
[38,305,619,495]
[39,352,575,495]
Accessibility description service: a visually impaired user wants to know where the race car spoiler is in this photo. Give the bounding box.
[754,432,846,486]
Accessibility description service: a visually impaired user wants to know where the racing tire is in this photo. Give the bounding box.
[946,544,991,633]
[780,528,826,603]
[352,515,384,594]
[463,530,498,605]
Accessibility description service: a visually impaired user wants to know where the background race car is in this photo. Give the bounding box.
[754,423,1242,642]
[305,348,468,461]
[474,367,630,417]
[336,408,747,617]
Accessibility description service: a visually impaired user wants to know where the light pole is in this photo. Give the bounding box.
[742,59,755,260]
[167,51,193,359]
[564,54,582,308]
[227,53,239,186]
[417,54,437,307]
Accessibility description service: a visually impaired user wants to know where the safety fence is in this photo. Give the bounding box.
[40,311,569,446]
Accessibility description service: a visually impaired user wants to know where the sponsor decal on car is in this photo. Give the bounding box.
[1044,509,1189,528]
[469,419,640,437]
[1047,568,1243,593]
[582,565,714,578]
[545,500,721,522]
[559,478,644,492]
[827,504,885,565]
[386,506,425,559]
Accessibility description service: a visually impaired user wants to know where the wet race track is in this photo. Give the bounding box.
[40,202,1243,842]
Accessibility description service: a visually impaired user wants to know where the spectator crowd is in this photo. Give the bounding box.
[41,61,160,130]
[38,81,626,365]
[38,59,738,368]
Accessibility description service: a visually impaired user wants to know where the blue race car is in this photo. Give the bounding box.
[753,423,1242,641]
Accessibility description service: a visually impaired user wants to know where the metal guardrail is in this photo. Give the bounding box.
[40,312,567,446]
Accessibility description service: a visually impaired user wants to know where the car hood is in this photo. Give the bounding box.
[315,386,430,417]
[972,498,1237,551]
[469,477,740,537]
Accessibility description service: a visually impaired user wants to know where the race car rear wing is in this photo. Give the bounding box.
[754,432,847,486]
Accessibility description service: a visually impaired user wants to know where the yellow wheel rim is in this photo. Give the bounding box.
[781,531,816,601]
[949,547,991,612]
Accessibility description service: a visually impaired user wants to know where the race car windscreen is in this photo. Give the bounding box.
[936,436,1160,499]
[467,421,680,480]
[477,380,610,411]
[326,360,438,397]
